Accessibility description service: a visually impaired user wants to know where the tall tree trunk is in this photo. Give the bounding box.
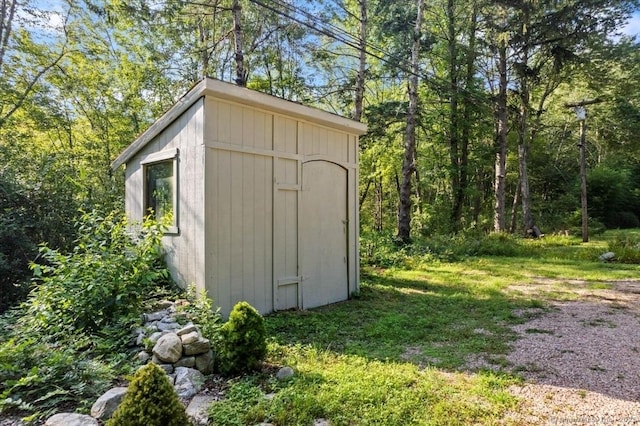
[447,0,462,231]
[396,0,425,243]
[375,178,383,232]
[0,0,17,73]
[352,0,367,122]
[232,0,247,86]
[494,42,508,232]
[518,101,534,234]
[458,2,478,230]
[509,177,521,233]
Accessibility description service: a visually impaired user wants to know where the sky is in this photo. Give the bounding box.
[622,12,640,37]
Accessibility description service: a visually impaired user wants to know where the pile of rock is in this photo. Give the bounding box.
[44,301,216,426]
[134,301,215,377]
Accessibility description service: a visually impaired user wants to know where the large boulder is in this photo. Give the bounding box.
[90,387,127,420]
[153,333,183,363]
[174,367,205,399]
[44,413,99,426]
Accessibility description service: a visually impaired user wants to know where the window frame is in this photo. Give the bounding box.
[141,148,179,234]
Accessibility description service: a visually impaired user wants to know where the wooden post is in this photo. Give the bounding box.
[564,98,602,243]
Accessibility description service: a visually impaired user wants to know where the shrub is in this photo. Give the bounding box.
[0,211,173,421]
[219,302,267,375]
[107,363,190,426]
[25,210,168,335]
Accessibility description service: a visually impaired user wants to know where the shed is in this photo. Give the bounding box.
[111,78,367,316]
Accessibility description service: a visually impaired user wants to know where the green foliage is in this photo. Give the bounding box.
[107,363,190,426]
[361,231,526,268]
[0,156,79,313]
[608,235,640,263]
[25,210,168,334]
[0,338,114,421]
[208,379,269,426]
[0,211,173,421]
[587,166,640,229]
[219,302,267,375]
[177,284,223,342]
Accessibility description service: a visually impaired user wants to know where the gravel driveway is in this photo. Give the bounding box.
[500,279,640,425]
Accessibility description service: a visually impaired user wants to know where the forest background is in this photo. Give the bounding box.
[1,0,640,312]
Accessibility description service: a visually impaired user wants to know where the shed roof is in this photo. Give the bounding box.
[111,78,368,170]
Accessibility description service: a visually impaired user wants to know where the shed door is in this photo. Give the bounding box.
[300,160,348,309]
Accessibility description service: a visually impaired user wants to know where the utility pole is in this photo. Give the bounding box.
[564,98,602,243]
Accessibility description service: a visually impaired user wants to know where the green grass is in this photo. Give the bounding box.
[245,230,640,425]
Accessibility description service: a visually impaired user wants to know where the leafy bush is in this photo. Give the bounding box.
[360,231,525,269]
[26,210,168,334]
[587,166,640,229]
[0,164,78,313]
[219,302,267,375]
[107,363,190,426]
[0,211,172,421]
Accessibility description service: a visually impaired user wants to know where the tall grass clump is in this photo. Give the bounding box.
[608,235,640,263]
[0,210,171,421]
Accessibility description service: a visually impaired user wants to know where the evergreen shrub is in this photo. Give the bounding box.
[107,363,190,426]
[219,301,267,375]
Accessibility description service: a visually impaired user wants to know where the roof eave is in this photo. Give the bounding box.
[111,78,368,171]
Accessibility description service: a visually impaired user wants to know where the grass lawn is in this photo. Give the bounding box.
[208,233,640,425]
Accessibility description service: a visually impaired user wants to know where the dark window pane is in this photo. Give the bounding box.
[145,161,173,222]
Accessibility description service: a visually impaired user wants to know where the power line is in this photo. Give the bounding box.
[248,0,494,108]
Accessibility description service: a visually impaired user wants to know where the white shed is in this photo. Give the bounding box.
[111,78,367,316]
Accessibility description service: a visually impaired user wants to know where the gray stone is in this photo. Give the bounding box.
[276,366,294,380]
[195,350,214,375]
[144,311,167,322]
[156,363,174,374]
[157,321,180,332]
[44,413,99,426]
[153,333,182,363]
[137,351,150,363]
[599,251,615,261]
[313,419,330,426]
[174,367,205,399]
[155,300,175,309]
[186,395,216,426]
[90,387,127,420]
[181,331,199,345]
[145,323,159,333]
[183,337,211,356]
[175,356,196,368]
[176,323,197,336]
[148,331,163,345]
[135,332,146,346]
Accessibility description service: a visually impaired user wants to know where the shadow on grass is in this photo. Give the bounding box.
[265,268,542,370]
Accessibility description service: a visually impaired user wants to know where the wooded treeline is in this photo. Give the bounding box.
[2,0,640,310]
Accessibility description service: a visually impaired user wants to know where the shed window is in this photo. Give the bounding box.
[141,148,178,234]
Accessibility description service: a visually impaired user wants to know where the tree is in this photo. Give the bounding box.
[396,0,425,243]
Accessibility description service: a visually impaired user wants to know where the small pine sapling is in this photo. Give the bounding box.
[219,301,267,375]
[107,362,190,426]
